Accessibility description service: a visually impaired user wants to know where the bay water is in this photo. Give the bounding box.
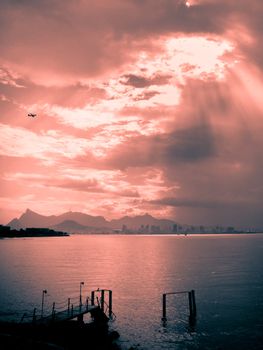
[0,234,262,349]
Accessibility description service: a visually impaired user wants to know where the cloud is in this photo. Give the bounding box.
[120,73,171,88]
[0,0,239,84]
[0,123,92,162]
[104,117,216,169]
[1,0,263,226]
[47,178,140,198]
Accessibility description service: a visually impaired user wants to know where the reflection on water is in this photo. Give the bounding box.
[0,234,263,349]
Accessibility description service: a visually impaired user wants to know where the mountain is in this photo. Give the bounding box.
[9,209,108,229]
[109,213,175,229]
[7,209,177,233]
[7,218,23,230]
[57,211,108,227]
[16,209,60,228]
[51,220,88,233]
[51,220,106,234]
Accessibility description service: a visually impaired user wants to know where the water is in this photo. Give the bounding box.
[0,234,263,349]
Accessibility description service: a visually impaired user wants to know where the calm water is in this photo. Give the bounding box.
[0,234,263,349]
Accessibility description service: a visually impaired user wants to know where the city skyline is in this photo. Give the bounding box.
[1,1,263,226]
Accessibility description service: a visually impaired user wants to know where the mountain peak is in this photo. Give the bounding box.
[140,213,153,218]
[9,209,176,233]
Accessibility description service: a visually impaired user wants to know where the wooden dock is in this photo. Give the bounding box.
[20,288,114,325]
[35,303,99,325]
[0,289,117,350]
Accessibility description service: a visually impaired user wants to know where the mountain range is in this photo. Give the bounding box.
[7,209,176,234]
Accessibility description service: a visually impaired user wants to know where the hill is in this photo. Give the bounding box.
[7,209,177,234]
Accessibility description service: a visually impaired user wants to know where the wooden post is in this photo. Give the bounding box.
[108,290,113,318]
[188,291,193,318]
[91,291,95,305]
[52,302,56,320]
[101,290,105,312]
[67,298,70,315]
[86,297,89,311]
[162,294,167,321]
[71,304,73,317]
[96,296,100,307]
[191,290,196,317]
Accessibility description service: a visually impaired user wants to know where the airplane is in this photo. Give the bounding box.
[27,113,37,118]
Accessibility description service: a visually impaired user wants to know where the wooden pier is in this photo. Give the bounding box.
[0,288,118,350]
[21,288,115,325]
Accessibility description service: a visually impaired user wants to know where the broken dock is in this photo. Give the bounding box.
[20,288,115,325]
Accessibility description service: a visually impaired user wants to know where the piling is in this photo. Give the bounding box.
[101,290,105,312]
[67,298,70,315]
[52,302,56,320]
[162,294,167,321]
[191,290,196,317]
[91,291,95,306]
[108,290,113,318]
[188,291,193,317]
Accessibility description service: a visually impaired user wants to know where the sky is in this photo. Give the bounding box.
[0,0,263,227]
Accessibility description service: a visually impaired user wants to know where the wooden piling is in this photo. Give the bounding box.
[67,298,70,315]
[96,296,100,307]
[191,290,196,317]
[188,290,196,319]
[52,302,56,320]
[91,291,95,306]
[162,294,167,321]
[101,290,105,312]
[108,290,113,318]
[188,291,193,318]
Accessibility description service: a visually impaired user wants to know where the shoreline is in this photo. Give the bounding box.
[0,319,121,350]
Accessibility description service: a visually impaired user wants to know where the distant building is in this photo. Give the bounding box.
[172,224,178,233]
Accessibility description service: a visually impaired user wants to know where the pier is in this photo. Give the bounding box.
[20,288,115,325]
[0,288,118,350]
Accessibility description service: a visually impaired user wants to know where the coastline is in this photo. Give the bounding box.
[0,226,69,239]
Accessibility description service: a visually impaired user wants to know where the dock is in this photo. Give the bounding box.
[20,288,114,325]
[0,288,117,350]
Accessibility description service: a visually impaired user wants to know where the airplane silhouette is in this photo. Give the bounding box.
[27,113,37,118]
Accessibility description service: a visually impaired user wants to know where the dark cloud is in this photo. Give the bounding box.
[121,73,171,88]
[106,122,216,169]
[2,0,258,80]
[149,196,259,209]
[133,90,160,101]
[1,0,263,226]
[105,72,263,225]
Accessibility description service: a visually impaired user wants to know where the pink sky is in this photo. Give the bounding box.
[1,0,263,226]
